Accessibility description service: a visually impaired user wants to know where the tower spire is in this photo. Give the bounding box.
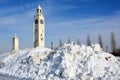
[14,33,17,38]
[37,5,41,9]
[36,5,42,14]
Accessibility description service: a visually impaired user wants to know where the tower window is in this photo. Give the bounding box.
[40,9,41,13]
[35,29,38,32]
[37,9,39,13]
[41,38,43,41]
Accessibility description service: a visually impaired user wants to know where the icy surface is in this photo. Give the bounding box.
[0,43,120,80]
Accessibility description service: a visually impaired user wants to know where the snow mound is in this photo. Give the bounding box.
[0,43,120,80]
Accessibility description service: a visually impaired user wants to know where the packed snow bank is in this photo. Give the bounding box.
[0,43,120,80]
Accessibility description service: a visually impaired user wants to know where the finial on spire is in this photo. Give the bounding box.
[37,5,41,9]
[13,33,18,38]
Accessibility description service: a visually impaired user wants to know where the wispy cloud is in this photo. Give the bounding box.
[43,0,87,11]
[0,0,8,3]
[50,11,120,29]
[0,7,35,52]
[0,2,38,17]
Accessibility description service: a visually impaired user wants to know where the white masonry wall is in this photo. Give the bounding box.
[12,36,19,51]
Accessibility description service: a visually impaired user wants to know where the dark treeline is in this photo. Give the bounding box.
[50,32,120,56]
[110,32,120,56]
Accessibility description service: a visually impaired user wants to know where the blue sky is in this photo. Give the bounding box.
[0,0,120,53]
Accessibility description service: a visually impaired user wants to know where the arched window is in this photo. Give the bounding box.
[37,9,39,13]
[40,9,41,13]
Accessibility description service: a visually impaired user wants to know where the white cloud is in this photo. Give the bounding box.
[49,10,120,29]
[0,2,37,17]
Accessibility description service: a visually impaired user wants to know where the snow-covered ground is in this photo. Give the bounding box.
[0,43,120,80]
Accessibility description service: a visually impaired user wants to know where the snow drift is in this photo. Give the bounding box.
[0,43,120,80]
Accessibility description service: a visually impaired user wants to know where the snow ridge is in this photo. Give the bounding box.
[0,43,120,80]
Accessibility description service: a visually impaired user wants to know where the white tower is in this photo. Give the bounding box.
[12,34,19,51]
[34,5,45,48]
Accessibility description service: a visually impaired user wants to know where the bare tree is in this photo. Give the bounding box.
[98,34,103,48]
[67,37,71,44]
[51,42,53,49]
[77,38,80,45]
[111,32,116,52]
[87,35,91,46]
[106,46,108,52]
[59,39,63,47]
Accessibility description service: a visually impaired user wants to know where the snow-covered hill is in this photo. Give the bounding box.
[0,43,120,80]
